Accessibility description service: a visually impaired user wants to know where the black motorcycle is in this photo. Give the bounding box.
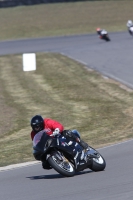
[101,33,110,41]
[33,130,106,177]
[128,27,133,36]
[98,29,111,42]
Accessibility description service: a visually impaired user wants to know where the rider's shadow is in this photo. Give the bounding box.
[26,170,93,180]
[76,170,93,176]
[26,174,64,180]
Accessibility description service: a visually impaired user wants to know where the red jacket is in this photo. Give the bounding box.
[31,118,64,140]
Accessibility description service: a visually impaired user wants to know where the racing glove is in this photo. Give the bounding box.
[52,128,60,136]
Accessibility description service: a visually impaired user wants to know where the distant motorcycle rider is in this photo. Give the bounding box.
[30,115,88,169]
[96,27,108,39]
[126,20,133,35]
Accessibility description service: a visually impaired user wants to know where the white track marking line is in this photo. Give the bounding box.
[0,161,40,172]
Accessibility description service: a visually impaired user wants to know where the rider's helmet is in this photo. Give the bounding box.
[127,20,133,27]
[30,115,44,133]
[96,27,101,34]
[96,28,101,31]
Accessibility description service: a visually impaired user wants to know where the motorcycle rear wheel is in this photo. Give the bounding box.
[48,153,75,177]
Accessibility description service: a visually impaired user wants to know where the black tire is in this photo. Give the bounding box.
[107,38,110,41]
[48,154,75,177]
[103,34,110,41]
[89,149,106,172]
[107,36,111,42]
[105,37,110,41]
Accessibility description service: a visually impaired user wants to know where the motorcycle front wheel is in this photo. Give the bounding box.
[48,152,75,177]
[89,148,106,172]
[105,35,110,41]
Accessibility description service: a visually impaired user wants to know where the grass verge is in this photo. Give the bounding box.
[0,53,133,167]
[0,1,132,40]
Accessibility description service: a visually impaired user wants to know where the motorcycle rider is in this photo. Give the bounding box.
[30,115,88,169]
[126,20,133,35]
[96,27,108,39]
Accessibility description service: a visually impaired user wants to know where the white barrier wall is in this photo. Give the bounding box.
[22,53,36,71]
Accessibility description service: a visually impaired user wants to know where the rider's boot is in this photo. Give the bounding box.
[42,161,52,170]
[79,139,89,150]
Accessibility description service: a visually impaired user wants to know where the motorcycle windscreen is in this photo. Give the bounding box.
[33,130,45,146]
[33,130,50,150]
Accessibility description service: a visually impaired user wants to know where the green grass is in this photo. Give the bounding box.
[0,53,133,167]
[0,1,132,40]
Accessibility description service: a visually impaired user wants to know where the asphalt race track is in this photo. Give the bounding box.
[1,140,133,200]
[0,32,133,200]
